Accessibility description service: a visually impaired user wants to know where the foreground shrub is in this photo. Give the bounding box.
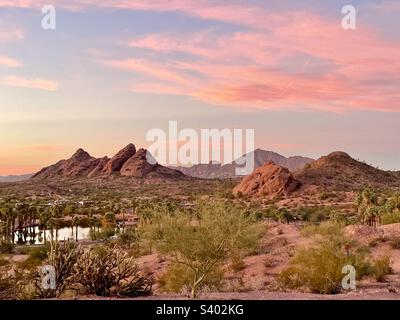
[301,221,344,238]
[296,206,332,223]
[278,237,371,294]
[142,200,262,298]
[0,268,16,300]
[371,255,392,282]
[159,263,223,294]
[73,246,152,297]
[0,241,14,254]
[380,211,400,225]
[18,244,50,269]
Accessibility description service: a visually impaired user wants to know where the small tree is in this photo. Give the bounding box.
[142,201,262,298]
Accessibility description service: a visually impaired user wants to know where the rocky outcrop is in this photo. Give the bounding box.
[88,156,110,178]
[32,149,102,179]
[233,162,301,198]
[120,149,156,178]
[32,143,186,180]
[101,143,137,175]
[121,148,184,178]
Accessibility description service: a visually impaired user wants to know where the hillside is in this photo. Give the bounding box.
[0,173,33,183]
[294,151,400,191]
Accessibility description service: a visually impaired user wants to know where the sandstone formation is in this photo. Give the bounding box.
[233,161,301,198]
[32,144,185,180]
[101,143,136,175]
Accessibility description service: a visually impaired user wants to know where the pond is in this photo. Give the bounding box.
[13,226,91,245]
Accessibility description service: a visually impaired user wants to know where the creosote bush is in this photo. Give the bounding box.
[278,237,371,294]
[73,246,152,297]
[372,255,392,282]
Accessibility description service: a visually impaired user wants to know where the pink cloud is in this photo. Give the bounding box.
[116,8,400,113]
[0,55,23,68]
[0,75,59,91]
[103,58,195,85]
[0,29,24,42]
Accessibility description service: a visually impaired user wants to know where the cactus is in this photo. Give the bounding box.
[73,246,152,297]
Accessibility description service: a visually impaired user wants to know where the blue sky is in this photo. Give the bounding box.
[0,0,399,174]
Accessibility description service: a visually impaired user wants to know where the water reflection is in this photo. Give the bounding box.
[13,226,91,245]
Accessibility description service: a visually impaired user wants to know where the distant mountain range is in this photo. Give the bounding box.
[0,174,33,183]
[172,149,314,179]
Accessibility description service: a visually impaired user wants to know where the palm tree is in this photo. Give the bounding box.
[356,187,381,227]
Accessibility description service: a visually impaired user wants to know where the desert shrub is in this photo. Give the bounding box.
[0,269,16,300]
[142,200,263,298]
[371,255,392,282]
[278,237,371,294]
[159,263,223,294]
[263,207,296,223]
[17,245,50,269]
[301,221,344,238]
[117,228,138,246]
[35,241,81,298]
[0,241,14,254]
[386,237,400,249]
[89,227,116,240]
[73,246,152,297]
[319,191,336,201]
[380,211,400,225]
[0,255,9,267]
[297,206,331,223]
[230,255,246,273]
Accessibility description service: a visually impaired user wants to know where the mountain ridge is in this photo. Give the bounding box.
[172,149,314,179]
[32,144,185,180]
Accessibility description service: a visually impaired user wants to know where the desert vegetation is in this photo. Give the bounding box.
[1,169,400,300]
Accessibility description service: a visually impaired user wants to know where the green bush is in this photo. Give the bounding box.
[159,263,223,294]
[0,270,16,300]
[278,237,371,294]
[296,206,331,224]
[301,221,344,238]
[381,211,400,225]
[90,227,116,240]
[371,255,392,282]
[142,200,263,298]
[263,207,296,223]
[0,255,9,267]
[117,228,138,245]
[0,242,14,254]
[17,244,50,269]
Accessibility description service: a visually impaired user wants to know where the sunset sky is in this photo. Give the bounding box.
[1,0,400,175]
